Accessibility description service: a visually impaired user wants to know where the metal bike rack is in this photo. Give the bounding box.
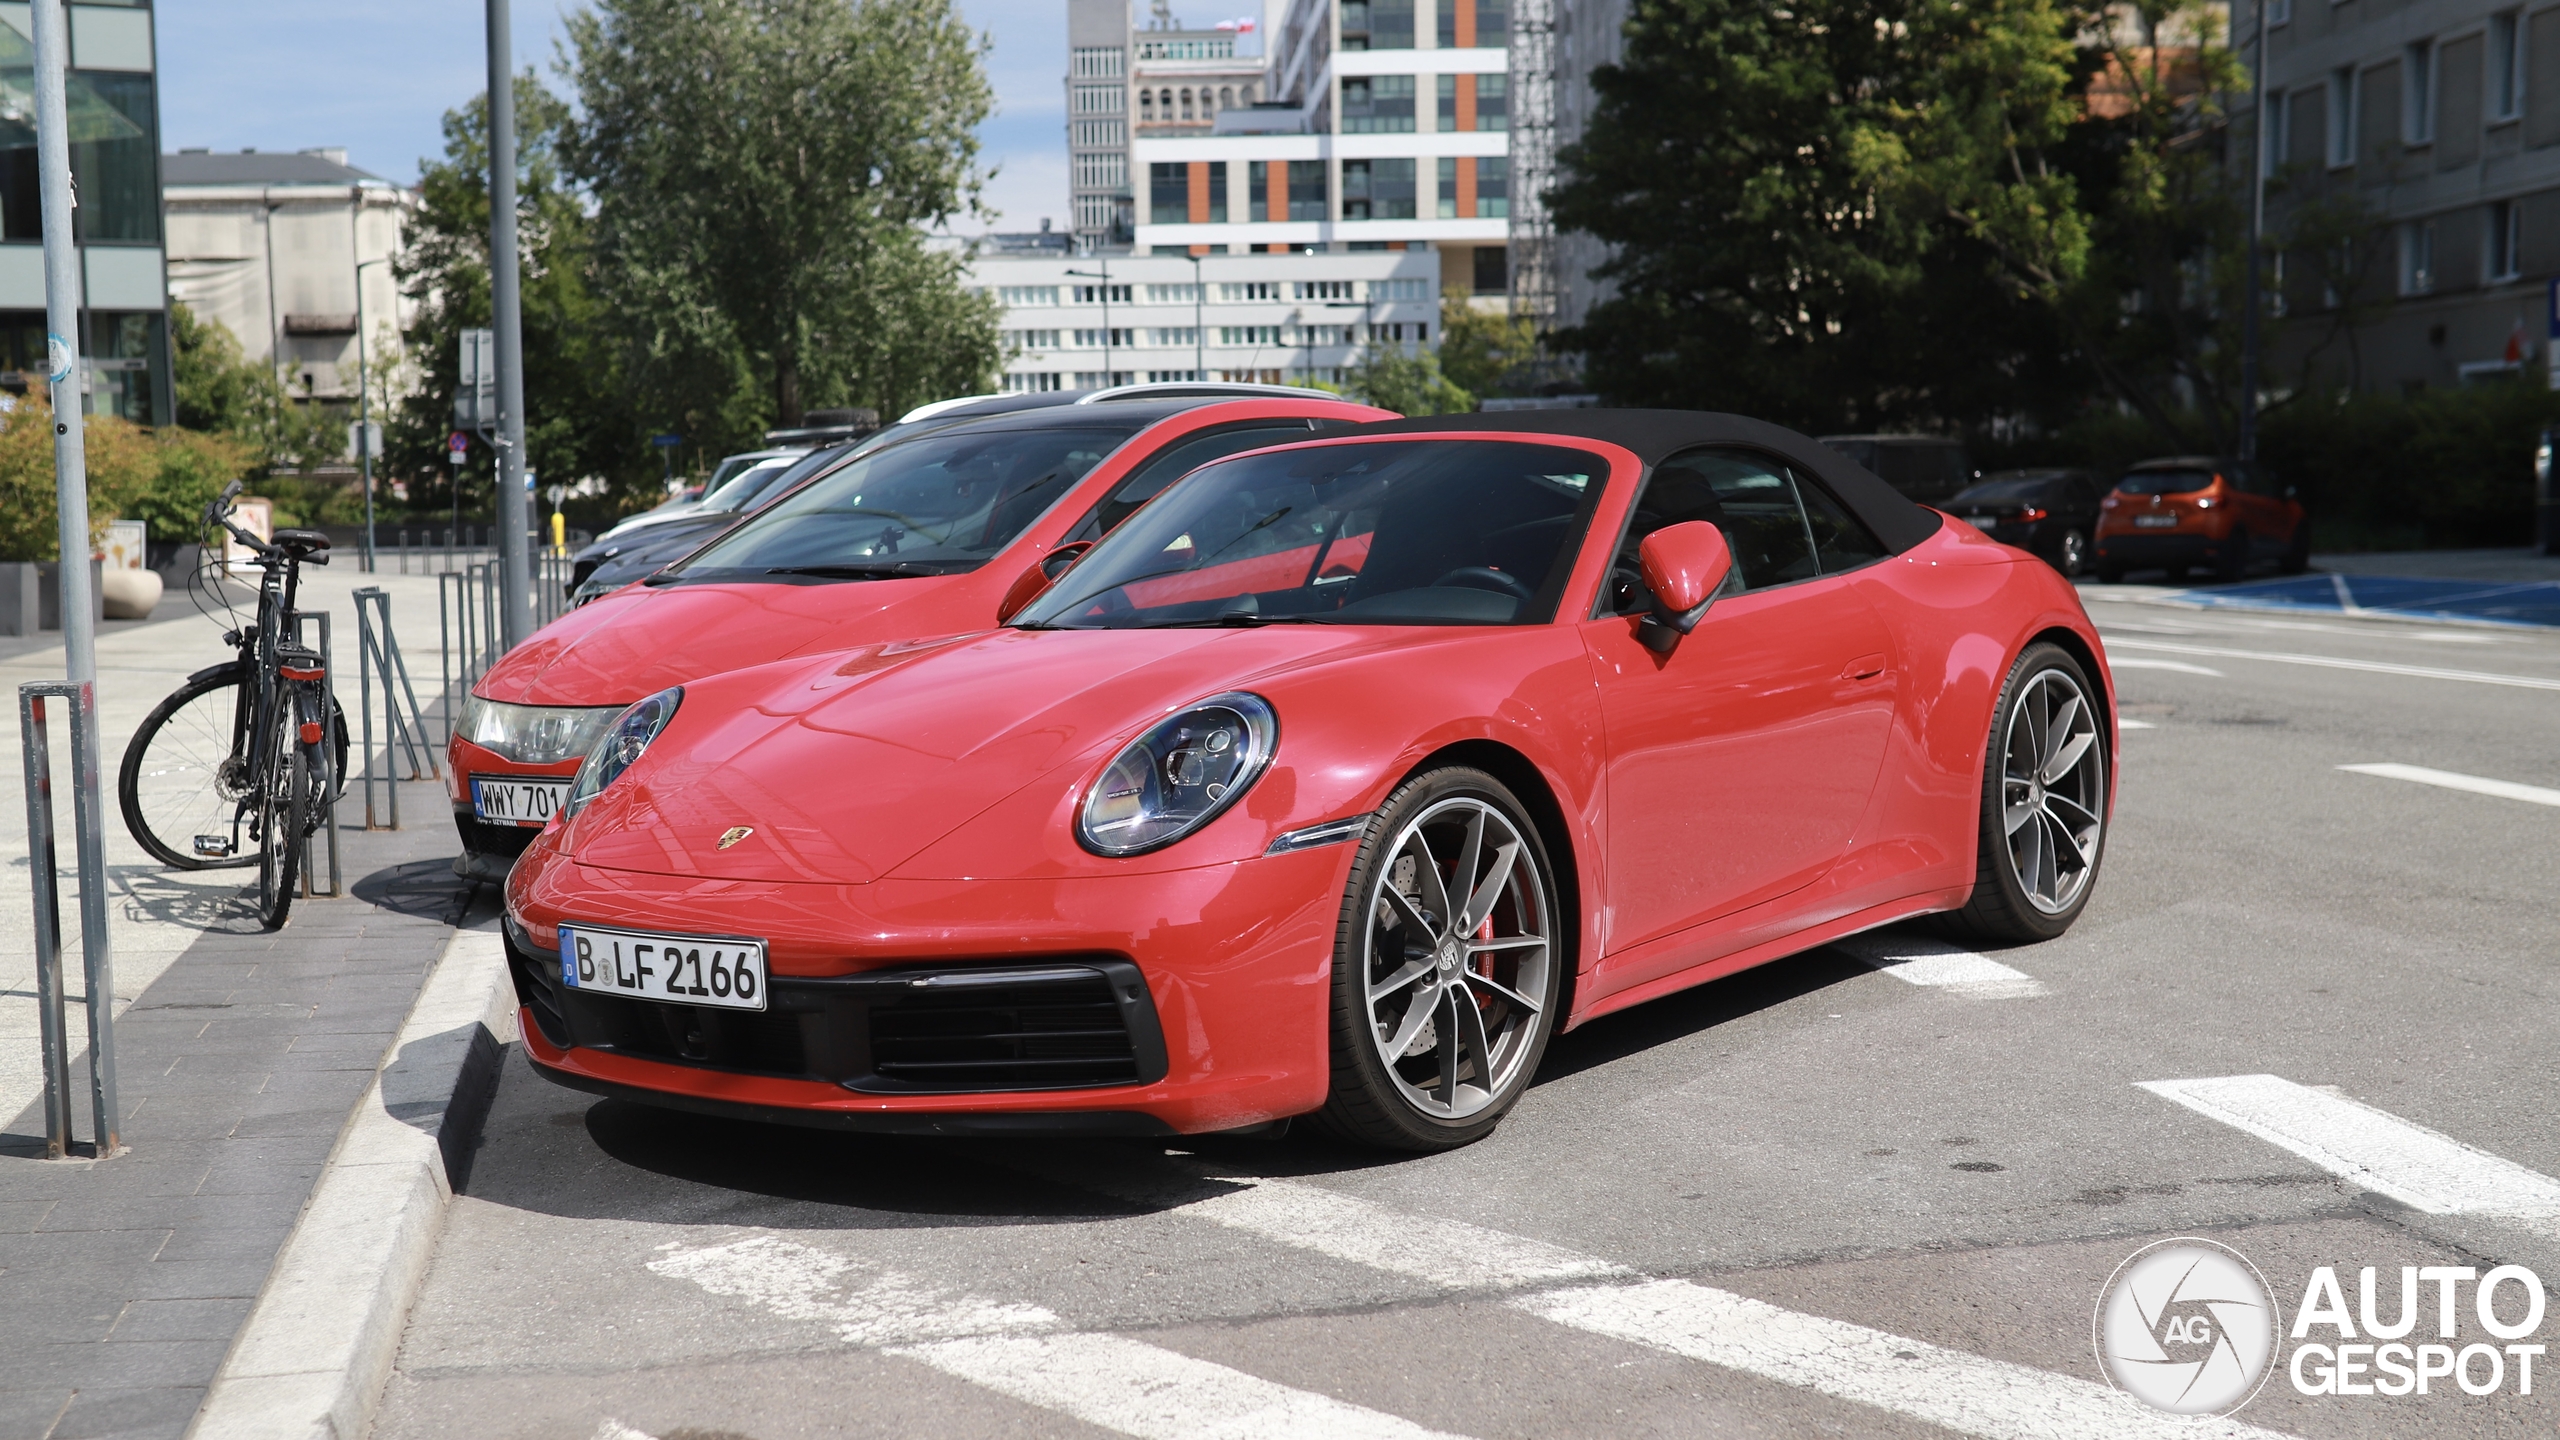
[354,587,438,830]
[19,681,120,1159]
[289,611,344,899]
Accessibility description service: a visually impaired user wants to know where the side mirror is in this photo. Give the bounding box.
[998,541,1093,622]
[1635,521,1732,653]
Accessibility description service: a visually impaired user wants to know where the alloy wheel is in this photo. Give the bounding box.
[1359,796,1552,1121]
[2000,668,2105,914]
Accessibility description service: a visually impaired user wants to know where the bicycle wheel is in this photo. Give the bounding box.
[255,707,303,930]
[120,664,256,870]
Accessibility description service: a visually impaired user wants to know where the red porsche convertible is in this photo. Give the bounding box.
[503,411,2114,1151]
[449,388,1391,877]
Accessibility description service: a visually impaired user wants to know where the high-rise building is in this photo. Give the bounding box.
[0,7,171,424]
[1068,0,1136,249]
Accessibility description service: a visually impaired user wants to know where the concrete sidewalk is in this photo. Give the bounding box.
[0,565,492,1439]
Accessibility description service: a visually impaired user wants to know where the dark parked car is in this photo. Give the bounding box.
[1946,469,2101,578]
[1817,434,1978,503]
[570,443,859,602]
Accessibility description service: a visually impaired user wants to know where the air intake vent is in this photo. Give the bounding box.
[868,966,1147,1091]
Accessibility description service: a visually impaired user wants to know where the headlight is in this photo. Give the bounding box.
[457,697,626,765]
[564,687,682,817]
[1077,692,1276,857]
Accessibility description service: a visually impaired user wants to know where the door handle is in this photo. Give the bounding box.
[1841,653,1887,682]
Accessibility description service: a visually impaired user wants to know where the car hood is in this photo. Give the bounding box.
[562,624,1431,885]
[476,578,952,707]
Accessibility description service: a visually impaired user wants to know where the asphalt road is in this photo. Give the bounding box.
[372,584,2560,1440]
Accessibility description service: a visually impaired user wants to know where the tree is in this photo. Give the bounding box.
[1548,0,2088,431]
[170,302,270,435]
[1345,341,1472,416]
[1436,289,1537,401]
[564,0,1003,430]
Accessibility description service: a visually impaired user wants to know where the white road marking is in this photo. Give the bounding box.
[893,1332,1472,1440]
[1830,934,2049,999]
[2337,763,2560,809]
[593,1424,656,1440]
[1034,1167,2286,1440]
[2237,618,2496,644]
[2107,638,2560,692]
[2138,1074,2560,1217]
[647,1235,1476,1440]
[2106,658,2223,676]
[2117,718,2156,729]
[1518,1280,2285,1440]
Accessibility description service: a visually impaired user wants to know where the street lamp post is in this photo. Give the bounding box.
[1066,263,1115,385]
[352,254,389,573]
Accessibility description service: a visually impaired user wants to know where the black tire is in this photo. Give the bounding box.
[2278,517,2312,574]
[1312,766,1563,1152]
[2216,528,2250,583]
[254,709,304,931]
[1935,643,2108,945]
[122,666,350,870]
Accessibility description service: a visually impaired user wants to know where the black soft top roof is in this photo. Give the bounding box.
[1355,408,1945,554]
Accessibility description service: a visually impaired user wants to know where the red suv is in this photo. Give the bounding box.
[449,389,1392,877]
[2092,456,2309,584]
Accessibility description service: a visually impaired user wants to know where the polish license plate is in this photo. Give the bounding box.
[2132,515,2178,528]
[471,775,571,827]
[559,923,768,1011]
[1966,516,1999,530]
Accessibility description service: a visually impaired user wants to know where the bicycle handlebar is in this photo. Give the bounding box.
[202,478,283,562]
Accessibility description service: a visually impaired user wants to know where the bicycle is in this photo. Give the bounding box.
[119,480,348,929]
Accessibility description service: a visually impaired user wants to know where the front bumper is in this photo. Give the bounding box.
[448,733,583,863]
[504,839,1352,1134]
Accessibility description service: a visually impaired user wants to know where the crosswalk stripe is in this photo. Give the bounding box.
[1517,1280,2286,1440]
[1032,1164,2292,1439]
[2138,1074,2560,1216]
[1829,934,2049,998]
[2108,658,2223,676]
[2337,762,2560,809]
[2117,718,2157,729]
[646,1234,1483,1440]
[2106,638,2560,692]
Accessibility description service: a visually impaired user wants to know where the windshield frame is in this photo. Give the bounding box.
[1012,432,1635,631]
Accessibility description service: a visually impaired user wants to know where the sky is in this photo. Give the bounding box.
[155,0,1072,234]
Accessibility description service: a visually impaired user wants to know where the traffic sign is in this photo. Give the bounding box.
[447,430,468,465]
[651,433,683,448]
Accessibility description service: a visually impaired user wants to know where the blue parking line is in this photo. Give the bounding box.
[2176,573,2560,628]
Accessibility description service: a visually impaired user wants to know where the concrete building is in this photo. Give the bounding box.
[1068,0,1137,248]
[972,245,1438,391]
[0,6,172,423]
[2245,0,2560,392]
[162,148,415,405]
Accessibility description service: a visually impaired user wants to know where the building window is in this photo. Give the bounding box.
[1340,0,1413,50]
[1071,47,1124,78]
[1369,277,1430,300]
[1073,84,1125,115]
[1436,0,1507,47]
[1437,156,1457,218]
[2264,87,2288,171]
[1473,244,1508,295]
[2399,220,2434,295]
[996,285,1059,306]
[1001,328,1061,350]
[1221,282,1281,302]
[1249,160,1269,222]
[1288,159,1327,221]
[1073,284,1133,305]
[1070,119,1126,147]
[2404,41,2434,144]
[1219,86,1234,111]
[1219,325,1284,346]
[2489,199,2521,280]
[1207,163,1228,222]
[1342,158,1416,219]
[2327,66,2357,168]
[1073,152,1127,189]
[1295,280,1356,301]
[2491,11,2525,122]
[1073,327,1137,348]
[1475,153,1509,217]
[1150,329,1199,347]
[1476,73,1509,131]
[2268,0,2290,22]
[1341,75,1417,132]
[66,72,159,244]
[1151,162,1188,224]
[1004,372,1065,393]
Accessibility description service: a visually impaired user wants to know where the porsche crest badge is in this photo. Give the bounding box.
[717,826,754,851]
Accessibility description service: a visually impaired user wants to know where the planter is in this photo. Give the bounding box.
[36,559,105,631]
[102,566,161,619]
[0,562,35,637]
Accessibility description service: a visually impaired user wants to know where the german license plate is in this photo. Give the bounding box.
[471,775,570,826]
[2133,515,2178,528]
[559,923,768,1011]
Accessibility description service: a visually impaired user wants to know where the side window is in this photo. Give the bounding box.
[1061,422,1316,543]
[1603,448,1816,614]
[1795,473,1887,573]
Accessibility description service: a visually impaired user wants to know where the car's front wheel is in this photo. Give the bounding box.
[2054,529,2088,579]
[1315,767,1562,1152]
[1938,643,2108,944]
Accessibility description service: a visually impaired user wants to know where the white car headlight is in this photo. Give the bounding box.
[1077,693,1276,857]
[564,688,682,817]
[458,697,626,765]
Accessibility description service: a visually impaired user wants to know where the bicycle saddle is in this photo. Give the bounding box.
[273,529,332,562]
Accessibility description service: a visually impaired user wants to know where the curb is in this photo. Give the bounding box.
[187,925,517,1440]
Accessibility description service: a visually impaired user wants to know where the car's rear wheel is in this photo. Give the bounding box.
[1937,643,2107,944]
[2054,529,2088,579]
[1315,767,1561,1152]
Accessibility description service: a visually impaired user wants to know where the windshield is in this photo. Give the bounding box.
[698,457,797,513]
[2115,468,2216,496]
[1015,440,1606,629]
[667,424,1141,581]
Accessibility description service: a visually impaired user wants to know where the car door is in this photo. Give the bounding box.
[1579,447,1900,964]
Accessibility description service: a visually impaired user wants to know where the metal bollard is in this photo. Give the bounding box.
[19,681,119,1159]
